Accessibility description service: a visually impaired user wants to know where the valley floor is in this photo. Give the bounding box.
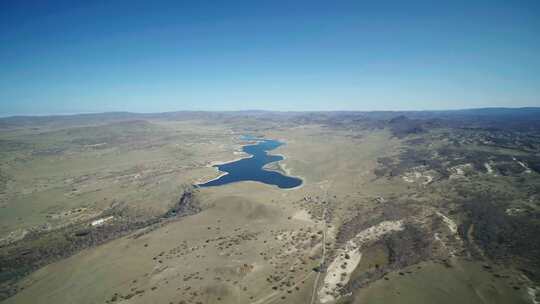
[1,112,539,304]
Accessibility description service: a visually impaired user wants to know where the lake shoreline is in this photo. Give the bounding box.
[265,151,305,191]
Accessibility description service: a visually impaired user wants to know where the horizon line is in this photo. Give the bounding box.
[1,106,540,119]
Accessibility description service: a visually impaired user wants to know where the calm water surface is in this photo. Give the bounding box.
[197,137,302,189]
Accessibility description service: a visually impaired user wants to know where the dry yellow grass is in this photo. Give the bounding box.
[2,121,533,304]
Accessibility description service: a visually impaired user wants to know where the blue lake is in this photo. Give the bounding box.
[197,137,303,189]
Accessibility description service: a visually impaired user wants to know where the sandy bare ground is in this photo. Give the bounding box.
[319,220,404,303]
[436,212,458,235]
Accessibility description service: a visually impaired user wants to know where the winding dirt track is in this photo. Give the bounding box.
[309,207,327,304]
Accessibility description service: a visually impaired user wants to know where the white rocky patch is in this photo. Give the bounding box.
[449,164,471,179]
[513,157,532,174]
[506,207,524,216]
[318,243,362,304]
[436,212,458,235]
[83,142,107,148]
[401,166,434,185]
[0,229,29,246]
[434,212,461,256]
[529,286,540,304]
[402,171,421,183]
[91,216,114,227]
[484,162,495,174]
[423,174,433,185]
[319,220,404,303]
[433,232,458,256]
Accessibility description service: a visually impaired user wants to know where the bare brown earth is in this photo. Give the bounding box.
[1,110,539,304]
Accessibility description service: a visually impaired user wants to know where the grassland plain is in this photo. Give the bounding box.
[1,110,539,304]
[0,119,237,239]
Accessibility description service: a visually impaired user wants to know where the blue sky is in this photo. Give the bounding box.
[1,0,539,115]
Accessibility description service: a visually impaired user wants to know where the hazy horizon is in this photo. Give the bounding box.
[3,106,540,119]
[1,1,539,116]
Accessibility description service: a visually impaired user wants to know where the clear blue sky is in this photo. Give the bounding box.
[1,0,539,115]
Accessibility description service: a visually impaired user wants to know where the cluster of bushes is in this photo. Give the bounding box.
[459,195,540,281]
